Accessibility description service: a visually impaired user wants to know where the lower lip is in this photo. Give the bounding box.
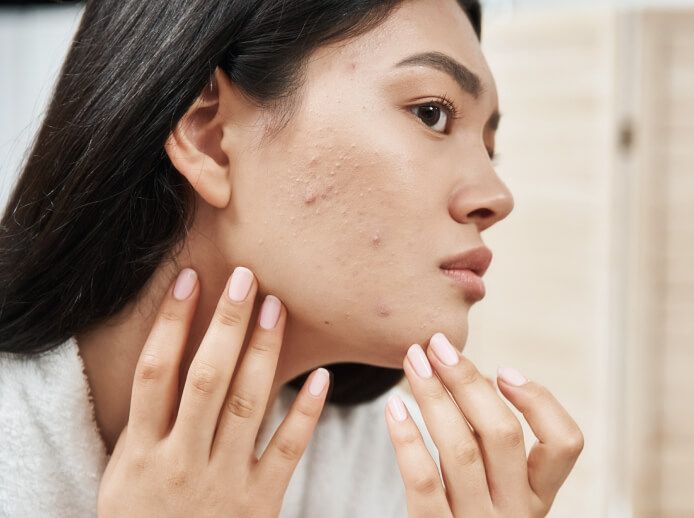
[440,268,486,300]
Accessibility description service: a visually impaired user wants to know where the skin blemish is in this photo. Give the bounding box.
[376,302,391,318]
[304,189,317,205]
[371,233,381,247]
[320,184,335,199]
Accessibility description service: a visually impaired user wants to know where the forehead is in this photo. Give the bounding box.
[309,0,497,99]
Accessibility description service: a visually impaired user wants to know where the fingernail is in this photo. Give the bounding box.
[429,332,459,366]
[407,344,433,379]
[497,366,528,386]
[228,266,253,301]
[308,368,329,396]
[173,268,197,300]
[259,295,281,329]
[387,394,407,422]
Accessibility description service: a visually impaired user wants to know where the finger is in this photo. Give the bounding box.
[403,343,492,516]
[101,425,129,484]
[254,368,331,492]
[211,294,287,467]
[171,266,257,458]
[425,333,530,508]
[384,393,452,518]
[128,268,199,446]
[495,366,585,510]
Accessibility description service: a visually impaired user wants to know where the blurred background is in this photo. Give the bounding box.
[1,1,692,517]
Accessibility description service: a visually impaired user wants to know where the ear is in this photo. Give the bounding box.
[164,67,234,209]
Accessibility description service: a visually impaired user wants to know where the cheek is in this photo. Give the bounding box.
[233,116,460,354]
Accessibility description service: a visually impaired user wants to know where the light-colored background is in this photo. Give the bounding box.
[1,2,692,517]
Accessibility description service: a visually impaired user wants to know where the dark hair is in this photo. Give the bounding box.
[0,0,481,405]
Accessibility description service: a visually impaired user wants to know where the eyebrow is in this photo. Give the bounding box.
[394,50,501,130]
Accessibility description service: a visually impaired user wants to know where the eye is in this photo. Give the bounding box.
[408,93,459,134]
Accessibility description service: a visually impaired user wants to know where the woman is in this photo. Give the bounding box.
[0,0,584,516]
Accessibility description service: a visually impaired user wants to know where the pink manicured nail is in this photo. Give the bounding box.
[429,332,459,366]
[387,394,407,422]
[173,268,197,300]
[497,366,528,386]
[259,295,281,329]
[407,344,433,379]
[228,266,253,301]
[308,368,329,396]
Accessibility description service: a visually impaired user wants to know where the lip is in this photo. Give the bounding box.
[439,246,493,275]
[439,246,492,300]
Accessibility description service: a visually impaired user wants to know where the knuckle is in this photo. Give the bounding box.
[247,339,275,359]
[293,397,320,420]
[136,353,165,381]
[127,447,151,474]
[411,472,441,496]
[189,361,220,396]
[159,309,181,323]
[225,390,257,419]
[562,430,585,455]
[525,382,549,401]
[490,423,525,449]
[274,437,302,461]
[397,429,422,448]
[216,303,244,327]
[164,464,190,491]
[456,362,482,386]
[421,381,448,401]
[451,440,482,467]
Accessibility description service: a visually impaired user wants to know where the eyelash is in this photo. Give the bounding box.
[414,92,461,131]
[411,94,497,161]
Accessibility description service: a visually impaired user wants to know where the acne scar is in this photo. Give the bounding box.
[376,302,391,318]
[320,184,334,199]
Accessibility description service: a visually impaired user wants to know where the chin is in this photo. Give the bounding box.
[372,324,470,369]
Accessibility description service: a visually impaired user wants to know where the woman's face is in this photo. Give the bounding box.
[212,0,513,368]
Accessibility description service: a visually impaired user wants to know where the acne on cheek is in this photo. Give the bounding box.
[375,302,392,318]
[303,183,336,205]
[296,140,370,207]
[300,158,352,206]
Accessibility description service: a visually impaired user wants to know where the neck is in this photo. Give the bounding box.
[75,234,340,455]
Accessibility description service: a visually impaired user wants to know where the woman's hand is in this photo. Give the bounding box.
[97,266,331,518]
[385,332,584,517]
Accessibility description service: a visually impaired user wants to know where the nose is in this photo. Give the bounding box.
[447,158,514,232]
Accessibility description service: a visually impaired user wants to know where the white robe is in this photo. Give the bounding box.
[0,336,439,518]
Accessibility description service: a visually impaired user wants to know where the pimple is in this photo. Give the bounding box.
[304,189,317,205]
[376,302,391,318]
[370,233,381,247]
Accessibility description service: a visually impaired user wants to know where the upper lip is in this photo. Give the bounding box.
[439,246,493,277]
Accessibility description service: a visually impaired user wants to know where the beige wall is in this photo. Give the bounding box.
[399,7,694,518]
[632,10,694,517]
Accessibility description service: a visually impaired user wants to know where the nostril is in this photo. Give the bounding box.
[468,207,493,219]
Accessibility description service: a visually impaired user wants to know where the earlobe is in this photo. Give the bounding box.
[164,68,232,209]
